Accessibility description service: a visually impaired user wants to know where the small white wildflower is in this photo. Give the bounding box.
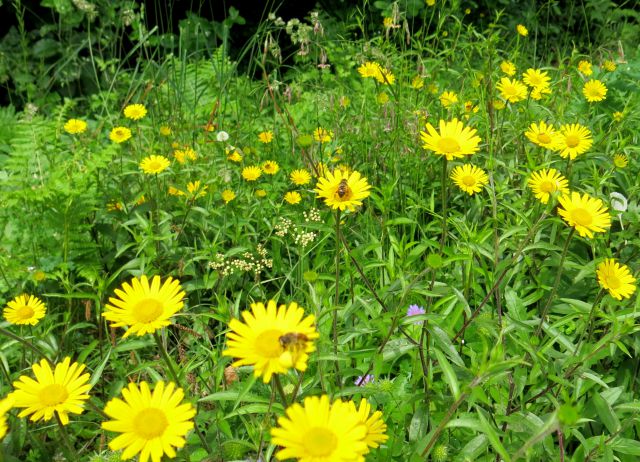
[610,192,628,212]
[216,131,230,142]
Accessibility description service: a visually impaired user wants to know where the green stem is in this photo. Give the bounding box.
[55,412,79,461]
[0,327,52,365]
[272,375,289,408]
[439,158,448,250]
[333,209,341,384]
[153,332,211,456]
[535,228,575,336]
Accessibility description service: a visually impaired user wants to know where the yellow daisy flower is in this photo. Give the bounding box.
[496,77,528,103]
[168,186,185,197]
[290,169,311,186]
[314,127,333,143]
[583,80,607,102]
[270,395,368,461]
[255,189,267,198]
[527,169,569,204]
[420,118,482,160]
[357,61,381,79]
[613,153,628,168]
[439,90,458,108]
[530,85,552,100]
[524,121,560,149]
[613,111,624,122]
[450,164,489,195]
[374,67,395,85]
[3,294,47,326]
[350,398,389,451]
[139,155,170,175]
[159,125,172,136]
[411,76,424,89]
[596,259,636,300]
[123,103,147,121]
[9,357,91,425]
[227,150,243,162]
[516,24,528,36]
[577,60,593,76]
[315,169,372,212]
[603,60,616,72]
[63,118,87,135]
[554,123,593,160]
[284,191,302,204]
[102,275,185,338]
[258,131,273,143]
[500,61,516,76]
[222,300,319,382]
[186,180,207,198]
[0,396,14,440]
[109,127,132,143]
[522,68,550,89]
[557,191,611,238]
[102,381,195,462]
[221,189,236,203]
[242,166,262,181]
[262,160,280,175]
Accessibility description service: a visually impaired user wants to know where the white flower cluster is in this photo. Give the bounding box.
[208,244,273,277]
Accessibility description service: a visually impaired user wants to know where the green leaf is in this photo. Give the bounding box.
[592,393,620,434]
[476,407,511,462]
[434,348,460,399]
[610,437,640,456]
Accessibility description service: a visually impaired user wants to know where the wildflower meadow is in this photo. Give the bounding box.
[1,1,640,461]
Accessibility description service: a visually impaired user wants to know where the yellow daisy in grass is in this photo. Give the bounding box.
[290,169,311,186]
[258,131,274,143]
[450,164,489,195]
[159,125,172,136]
[525,121,560,149]
[222,300,319,382]
[270,395,368,462]
[102,275,185,338]
[242,166,262,181]
[583,80,607,102]
[262,160,280,175]
[168,186,184,197]
[527,169,569,204]
[63,118,87,135]
[613,111,624,122]
[255,189,267,198]
[102,381,195,462]
[9,357,91,425]
[313,127,333,143]
[315,169,372,212]
[139,155,170,175]
[596,259,636,300]
[3,294,47,326]
[500,61,516,76]
[493,99,506,110]
[554,123,593,160]
[186,181,207,198]
[530,85,552,100]
[0,396,14,440]
[516,24,528,36]
[426,0,435,5]
[377,92,390,105]
[227,150,243,162]
[522,68,550,89]
[439,90,458,108]
[577,60,593,76]
[349,398,389,452]
[496,77,528,103]
[284,191,302,205]
[109,126,132,143]
[374,67,395,85]
[411,75,424,89]
[221,189,236,203]
[123,104,147,121]
[420,118,482,160]
[357,61,381,79]
[603,60,616,72]
[557,192,611,238]
[613,153,628,168]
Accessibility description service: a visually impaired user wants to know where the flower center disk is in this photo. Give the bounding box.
[302,427,338,456]
[571,208,592,226]
[438,137,460,154]
[17,305,35,320]
[39,384,69,407]
[133,408,169,439]
[565,135,580,148]
[539,180,555,193]
[255,329,284,358]
[133,298,164,323]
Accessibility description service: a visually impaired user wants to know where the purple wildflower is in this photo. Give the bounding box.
[355,374,374,386]
[407,304,426,324]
